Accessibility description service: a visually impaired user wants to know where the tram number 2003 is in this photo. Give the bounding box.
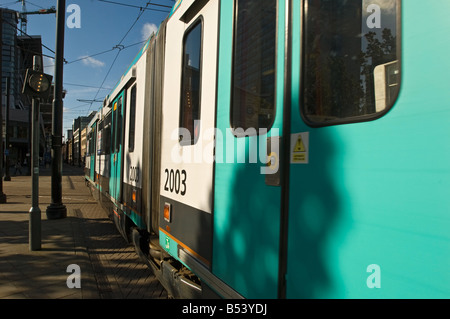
[164,169,187,196]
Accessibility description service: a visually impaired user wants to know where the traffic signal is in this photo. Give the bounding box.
[22,69,53,99]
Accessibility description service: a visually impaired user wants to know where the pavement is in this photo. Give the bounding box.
[0,163,168,299]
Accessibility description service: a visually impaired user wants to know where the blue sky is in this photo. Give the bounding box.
[2,0,174,137]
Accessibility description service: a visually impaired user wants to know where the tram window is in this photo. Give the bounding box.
[128,85,137,152]
[97,121,103,155]
[103,126,111,155]
[111,103,116,153]
[115,97,123,152]
[90,131,95,155]
[87,132,92,156]
[179,19,203,146]
[302,0,401,126]
[231,0,277,136]
[103,112,112,155]
[86,133,89,157]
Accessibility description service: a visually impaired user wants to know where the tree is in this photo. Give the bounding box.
[361,28,397,114]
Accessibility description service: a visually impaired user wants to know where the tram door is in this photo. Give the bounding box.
[213,0,286,299]
[110,92,124,202]
[285,0,403,298]
[159,0,219,272]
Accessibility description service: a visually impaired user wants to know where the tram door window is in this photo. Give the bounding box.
[88,131,94,156]
[128,85,137,152]
[110,93,124,201]
[103,112,111,156]
[115,97,123,152]
[179,20,203,146]
[97,120,103,155]
[231,0,277,135]
[301,0,401,126]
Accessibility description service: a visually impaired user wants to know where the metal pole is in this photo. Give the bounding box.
[4,76,10,181]
[46,0,67,219]
[29,71,41,250]
[0,99,5,203]
[29,56,42,250]
[0,14,6,203]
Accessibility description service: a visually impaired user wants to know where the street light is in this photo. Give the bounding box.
[23,69,53,99]
[22,59,53,251]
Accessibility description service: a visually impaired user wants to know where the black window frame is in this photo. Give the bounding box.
[300,0,402,128]
[179,17,204,146]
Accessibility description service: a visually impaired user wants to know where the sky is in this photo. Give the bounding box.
[1,0,175,138]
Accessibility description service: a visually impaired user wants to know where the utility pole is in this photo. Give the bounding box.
[0,14,6,203]
[46,0,66,220]
[29,56,42,251]
[4,76,11,181]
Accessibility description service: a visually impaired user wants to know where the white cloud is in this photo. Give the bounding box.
[81,56,105,68]
[141,23,158,41]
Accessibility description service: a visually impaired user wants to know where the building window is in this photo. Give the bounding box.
[231,0,277,136]
[179,19,203,145]
[302,0,401,126]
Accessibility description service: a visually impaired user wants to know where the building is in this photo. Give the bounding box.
[63,129,73,164]
[71,112,96,166]
[1,9,19,104]
[1,8,49,174]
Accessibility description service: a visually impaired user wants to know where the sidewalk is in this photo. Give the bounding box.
[0,164,167,299]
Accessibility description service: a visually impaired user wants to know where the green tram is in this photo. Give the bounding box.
[85,0,450,298]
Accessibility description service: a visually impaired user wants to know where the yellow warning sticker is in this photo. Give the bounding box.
[291,132,309,164]
[293,135,306,152]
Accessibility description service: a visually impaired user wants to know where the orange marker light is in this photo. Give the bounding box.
[164,203,171,223]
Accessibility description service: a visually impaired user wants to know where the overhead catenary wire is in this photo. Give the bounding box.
[86,2,152,114]
[1,17,57,58]
[1,2,157,66]
[26,1,45,10]
[0,1,20,8]
[98,0,172,13]
[3,0,175,131]
[64,82,113,90]
[56,40,146,67]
